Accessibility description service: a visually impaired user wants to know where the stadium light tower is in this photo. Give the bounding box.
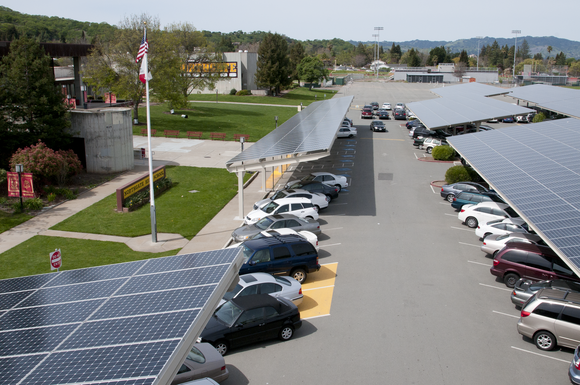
[512,30,521,85]
[374,27,383,79]
[372,33,379,76]
[476,36,483,71]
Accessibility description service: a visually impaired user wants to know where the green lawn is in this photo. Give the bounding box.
[0,211,33,234]
[187,87,336,106]
[0,236,178,280]
[51,166,247,239]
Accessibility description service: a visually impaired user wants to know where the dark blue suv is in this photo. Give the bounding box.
[239,235,320,283]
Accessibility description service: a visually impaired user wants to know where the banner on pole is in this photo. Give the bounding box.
[7,172,34,198]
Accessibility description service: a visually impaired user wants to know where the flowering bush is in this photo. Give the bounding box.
[9,141,83,185]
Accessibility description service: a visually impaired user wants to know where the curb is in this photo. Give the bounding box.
[430,180,446,188]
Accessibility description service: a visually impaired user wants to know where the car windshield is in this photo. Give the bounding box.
[271,190,288,200]
[223,284,243,301]
[261,201,279,214]
[301,175,316,183]
[255,216,274,230]
[186,346,206,364]
[214,300,243,327]
[497,233,512,241]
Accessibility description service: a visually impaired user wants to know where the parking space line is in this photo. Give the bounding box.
[302,285,335,292]
[299,263,338,319]
[331,203,348,205]
[302,314,330,321]
[468,260,491,267]
[319,243,341,247]
[459,241,480,248]
[444,213,456,217]
[510,346,570,364]
[323,227,344,231]
[480,283,512,292]
[451,226,472,231]
[492,310,519,318]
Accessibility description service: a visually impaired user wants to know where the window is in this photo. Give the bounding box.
[239,285,259,297]
[475,207,492,214]
[251,250,271,264]
[553,258,576,278]
[186,346,206,364]
[290,203,303,211]
[285,219,301,227]
[260,282,281,294]
[501,249,528,264]
[276,204,289,214]
[303,202,313,209]
[561,306,580,325]
[490,208,508,217]
[525,253,552,270]
[273,246,292,260]
[237,308,264,325]
[505,224,519,231]
[264,306,279,319]
[472,195,484,203]
[177,364,191,374]
[271,220,285,229]
[532,303,564,319]
[292,243,315,256]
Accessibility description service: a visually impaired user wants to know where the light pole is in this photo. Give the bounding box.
[374,27,383,79]
[512,30,521,86]
[372,33,378,77]
[476,36,483,71]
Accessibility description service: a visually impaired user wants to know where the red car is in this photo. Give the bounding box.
[361,106,373,119]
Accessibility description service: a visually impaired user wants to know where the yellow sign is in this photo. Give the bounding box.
[123,168,165,199]
[182,62,238,78]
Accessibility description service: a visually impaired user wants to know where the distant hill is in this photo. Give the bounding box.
[352,36,580,58]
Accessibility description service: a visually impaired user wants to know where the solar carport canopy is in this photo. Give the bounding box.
[0,249,242,385]
[509,84,580,119]
[407,84,534,130]
[431,82,511,98]
[448,118,580,276]
[226,96,353,172]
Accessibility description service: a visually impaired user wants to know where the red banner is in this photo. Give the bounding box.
[7,172,35,198]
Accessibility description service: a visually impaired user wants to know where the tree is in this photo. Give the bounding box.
[402,49,421,67]
[390,43,402,64]
[533,53,543,61]
[569,61,580,77]
[555,51,567,66]
[426,46,449,66]
[0,36,72,169]
[216,35,235,52]
[453,62,467,80]
[289,41,305,82]
[254,33,291,95]
[458,50,470,67]
[547,45,553,58]
[520,39,530,59]
[297,56,328,90]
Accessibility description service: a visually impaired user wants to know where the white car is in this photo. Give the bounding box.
[458,201,519,229]
[421,137,448,154]
[286,172,349,192]
[338,126,357,138]
[382,103,391,110]
[228,228,319,251]
[481,232,544,256]
[244,197,319,224]
[343,118,353,127]
[219,272,303,307]
[253,189,329,211]
[475,217,529,240]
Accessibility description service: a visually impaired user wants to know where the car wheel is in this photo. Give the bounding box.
[465,216,478,228]
[291,268,307,284]
[325,194,332,203]
[213,340,229,356]
[426,147,432,154]
[314,205,320,212]
[305,216,314,220]
[503,273,520,288]
[446,194,455,203]
[534,331,556,351]
[279,325,294,341]
[334,184,342,192]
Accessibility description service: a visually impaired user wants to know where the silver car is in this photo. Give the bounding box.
[480,232,544,256]
[171,343,229,384]
[511,278,580,308]
[231,213,321,242]
[220,272,303,307]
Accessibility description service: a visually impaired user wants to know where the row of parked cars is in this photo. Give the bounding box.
[440,180,580,382]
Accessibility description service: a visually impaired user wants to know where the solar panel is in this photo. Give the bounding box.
[431,82,510,98]
[448,118,580,275]
[509,84,580,119]
[0,249,242,385]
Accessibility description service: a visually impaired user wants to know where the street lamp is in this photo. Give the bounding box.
[476,36,483,71]
[374,27,383,79]
[372,33,378,76]
[512,30,521,86]
[275,116,278,128]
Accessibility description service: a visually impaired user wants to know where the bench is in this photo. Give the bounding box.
[141,128,157,136]
[164,130,180,138]
[234,134,250,142]
[187,131,203,139]
[210,132,226,141]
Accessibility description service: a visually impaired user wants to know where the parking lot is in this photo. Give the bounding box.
[221,82,572,385]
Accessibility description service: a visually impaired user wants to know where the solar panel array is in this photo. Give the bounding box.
[509,84,580,119]
[0,249,242,385]
[431,82,510,98]
[226,96,353,165]
[448,118,580,274]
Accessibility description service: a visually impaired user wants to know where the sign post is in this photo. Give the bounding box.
[50,249,62,272]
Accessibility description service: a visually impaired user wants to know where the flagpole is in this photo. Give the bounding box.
[143,23,157,243]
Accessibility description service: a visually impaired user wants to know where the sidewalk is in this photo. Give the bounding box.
[0,138,277,256]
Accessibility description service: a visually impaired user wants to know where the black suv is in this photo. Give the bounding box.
[239,234,321,283]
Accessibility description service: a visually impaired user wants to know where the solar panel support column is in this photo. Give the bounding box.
[260,166,267,192]
[236,171,245,220]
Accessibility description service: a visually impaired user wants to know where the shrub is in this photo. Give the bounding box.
[432,146,456,161]
[445,165,472,184]
[47,193,56,202]
[532,112,546,123]
[0,169,6,185]
[9,141,83,185]
[465,166,482,182]
[24,198,44,210]
[236,90,252,96]
[229,88,237,95]
[62,189,77,200]
[0,197,7,205]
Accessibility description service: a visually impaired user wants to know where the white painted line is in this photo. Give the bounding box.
[323,227,343,231]
[510,346,570,364]
[303,285,335,292]
[468,260,491,267]
[319,243,341,247]
[439,201,449,205]
[430,185,437,194]
[458,241,481,248]
[451,226,472,232]
[302,314,331,320]
[414,153,418,159]
[444,213,457,217]
[331,203,348,206]
[492,310,519,318]
[480,283,512,292]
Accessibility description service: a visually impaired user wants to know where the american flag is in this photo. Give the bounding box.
[135,36,148,63]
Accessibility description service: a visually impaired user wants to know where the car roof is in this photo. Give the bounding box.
[269,213,303,220]
[311,172,333,176]
[501,241,556,256]
[243,233,309,248]
[231,293,282,311]
[239,272,276,285]
[271,197,311,204]
[472,201,509,209]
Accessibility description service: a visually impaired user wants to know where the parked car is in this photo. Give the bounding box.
[481,232,545,257]
[517,288,580,350]
[342,118,353,127]
[375,109,390,119]
[511,278,580,308]
[370,101,379,110]
[285,180,339,201]
[502,116,515,123]
[421,137,448,154]
[239,234,321,283]
[231,214,321,242]
[475,217,529,240]
[490,241,579,287]
[370,120,387,132]
[244,197,318,225]
[570,345,580,384]
[393,108,407,120]
[450,191,505,210]
[338,126,357,138]
[458,201,519,228]
[382,102,391,110]
[516,115,529,123]
[440,181,489,203]
[361,106,374,119]
[172,344,229,385]
[406,119,424,129]
[253,189,329,211]
[220,272,303,307]
[395,103,406,110]
[198,294,302,355]
[286,172,349,192]
[411,127,450,140]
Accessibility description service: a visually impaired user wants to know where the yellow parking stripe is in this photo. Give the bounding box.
[299,263,338,319]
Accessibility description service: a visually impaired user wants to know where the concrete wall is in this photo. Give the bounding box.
[394,69,498,83]
[70,108,134,174]
[196,51,260,94]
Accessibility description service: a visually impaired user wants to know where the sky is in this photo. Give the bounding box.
[4,0,580,43]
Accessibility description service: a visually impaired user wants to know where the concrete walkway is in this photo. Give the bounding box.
[0,138,276,256]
